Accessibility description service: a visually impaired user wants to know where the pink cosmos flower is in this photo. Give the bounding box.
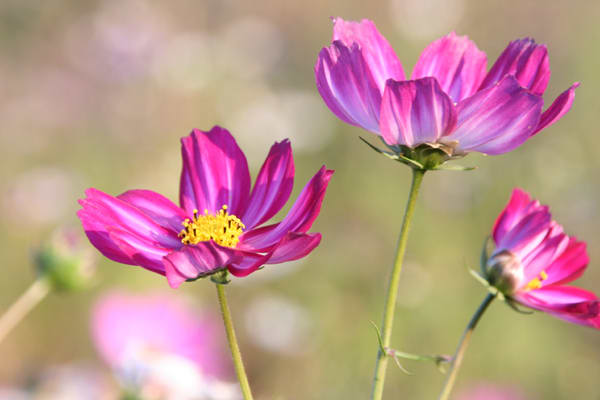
[316,18,578,156]
[92,292,239,399]
[78,126,333,288]
[484,188,599,329]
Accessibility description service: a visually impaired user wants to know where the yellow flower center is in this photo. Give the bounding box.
[525,270,548,291]
[178,205,245,248]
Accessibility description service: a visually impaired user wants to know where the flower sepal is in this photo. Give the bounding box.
[210,269,231,285]
[360,137,472,171]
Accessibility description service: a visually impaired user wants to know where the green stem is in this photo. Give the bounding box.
[215,283,254,400]
[437,293,496,400]
[371,168,426,400]
[0,278,50,344]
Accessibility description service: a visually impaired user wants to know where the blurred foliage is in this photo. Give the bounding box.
[1,0,599,399]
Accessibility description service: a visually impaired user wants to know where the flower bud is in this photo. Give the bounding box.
[484,250,523,295]
[34,228,96,291]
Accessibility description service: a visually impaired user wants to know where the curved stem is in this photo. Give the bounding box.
[438,293,496,400]
[371,168,426,400]
[0,279,50,344]
[215,283,254,400]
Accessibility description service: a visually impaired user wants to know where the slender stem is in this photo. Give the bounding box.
[371,168,426,400]
[215,283,254,400]
[0,279,50,344]
[437,293,496,400]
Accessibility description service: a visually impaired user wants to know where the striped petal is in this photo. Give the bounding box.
[379,77,457,147]
[179,127,251,217]
[412,32,487,102]
[448,76,543,155]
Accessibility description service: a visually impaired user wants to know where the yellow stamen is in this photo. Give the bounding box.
[178,205,245,248]
[525,270,548,291]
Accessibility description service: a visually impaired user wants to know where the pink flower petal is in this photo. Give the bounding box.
[315,42,382,133]
[516,286,600,329]
[412,32,487,102]
[267,232,322,264]
[239,167,334,251]
[108,228,171,275]
[448,76,543,155]
[532,82,579,136]
[542,238,589,286]
[227,251,271,277]
[480,38,550,95]
[519,227,568,288]
[77,188,180,268]
[242,139,295,230]
[495,209,551,260]
[379,77,457,147]
[332,18,405,92]
[118,189,187,233]
[179,127,251,217]
[492,188,536,244]
[163,243,237,288]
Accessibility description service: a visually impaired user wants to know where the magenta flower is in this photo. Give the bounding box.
[484,188,599,329]
[316,18,578,157]
[92,292,240,399]
[78,127,333,288]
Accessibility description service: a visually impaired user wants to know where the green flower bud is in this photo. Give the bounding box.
[34,228,95,291]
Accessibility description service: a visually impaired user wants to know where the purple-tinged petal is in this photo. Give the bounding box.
[108,228,171,275]
[495,209,551,260]
[227,251,271,278]
[267,233,322,264]
[79,188,181,251]
[519,226,568,288]
[532,82,579,136]
[179,127,251,217]
[412,32,487,102]
[515,286,600,329]
[380,77,457,147]
[448,76,543,155]
[315,42,382,133]
[239,167,333,251]
[492,188,539,244]
[163,243,236,288]
[542,239,589,286]
[332,18,405,92]
[118,190,187,233]
[480,38,550,95]
[242,140,295,230]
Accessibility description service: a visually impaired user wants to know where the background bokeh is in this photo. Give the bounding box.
[1,0,599,398]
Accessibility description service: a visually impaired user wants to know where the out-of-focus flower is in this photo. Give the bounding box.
[33,363,114,400]
[483,188,599,329]
[315,18,577,166]
[34,227,96,291]
[78,127,333,287]
[457,382,528,400]
[92,292,239,400]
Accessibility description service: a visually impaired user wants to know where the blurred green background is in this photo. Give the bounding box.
[1,0,599,398]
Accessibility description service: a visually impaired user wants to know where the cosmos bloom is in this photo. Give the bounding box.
[78,127,333,288]
[484,188,599,329]
[315,18,578,156]
[92,292,240,399]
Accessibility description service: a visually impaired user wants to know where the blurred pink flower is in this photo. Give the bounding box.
[485,188,599,328]
[78,126,333,288]
[92,292,239,399]
[315,18,578,155]
[457,383,528,400]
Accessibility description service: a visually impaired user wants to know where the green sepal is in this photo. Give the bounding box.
[210,269,231,285]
